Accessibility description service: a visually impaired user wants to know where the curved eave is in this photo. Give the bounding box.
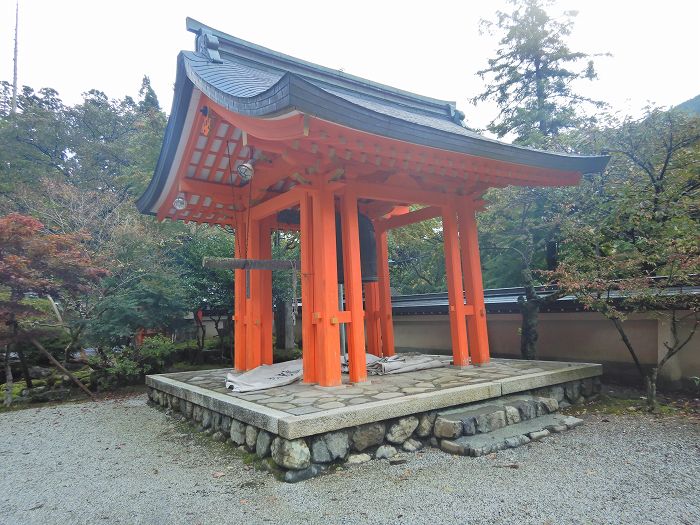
[182,52,609,174]
[137,52,610,215]
[136,57,194,215]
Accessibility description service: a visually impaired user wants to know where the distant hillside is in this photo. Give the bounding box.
[676,94,700,115]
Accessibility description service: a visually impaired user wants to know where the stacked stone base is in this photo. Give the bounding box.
[147,376,601,482]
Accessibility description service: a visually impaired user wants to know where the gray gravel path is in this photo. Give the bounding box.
[1,394,698,525]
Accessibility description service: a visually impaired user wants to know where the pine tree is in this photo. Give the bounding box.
[473,0,605,146]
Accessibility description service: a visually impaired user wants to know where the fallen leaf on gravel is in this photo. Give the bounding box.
[495,463,519,469]
[601,418,610,422]
[212,471,225,478]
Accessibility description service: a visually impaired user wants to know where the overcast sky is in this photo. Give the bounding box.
[1,0,698,132]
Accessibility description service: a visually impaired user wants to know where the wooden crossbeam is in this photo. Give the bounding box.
[202,257,297,271]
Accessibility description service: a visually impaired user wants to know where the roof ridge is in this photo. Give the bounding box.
[186,17,459,120]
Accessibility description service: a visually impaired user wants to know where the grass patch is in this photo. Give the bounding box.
[566,393,681,417]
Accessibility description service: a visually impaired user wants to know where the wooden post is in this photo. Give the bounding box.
[245,218,263,369]
[458,200,490,364]
[442,205,470,367]
[300,191,317,383]
[364,281,382,357]
[259,219,274,366]
[311,183,342,386]
[375,228,395,357]
[233,221,247,371]
[340,191,367,383]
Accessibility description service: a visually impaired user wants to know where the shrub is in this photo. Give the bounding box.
[89,335,178,390]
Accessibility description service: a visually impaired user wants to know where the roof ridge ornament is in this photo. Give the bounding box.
[196,29,223,64]
[448,104,465,125]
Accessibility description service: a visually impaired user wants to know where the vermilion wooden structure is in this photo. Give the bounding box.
[138,19,609,387]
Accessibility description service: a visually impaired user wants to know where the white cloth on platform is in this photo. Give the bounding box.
[224,353,447,391]
[225,360,303,392]
[366,354,447,375]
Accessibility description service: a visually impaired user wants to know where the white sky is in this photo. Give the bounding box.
[1,0,698,132]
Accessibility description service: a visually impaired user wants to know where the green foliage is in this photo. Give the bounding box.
[556,108,700,406]
[388,216,446,294]
[89,335,178,389]
[472,0,606,144]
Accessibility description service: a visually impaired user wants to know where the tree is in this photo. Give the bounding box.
[389,216,446,295]
[478,186,570,359]
[471,0,607,359]
[0,213,105,403]
[472,0,605,145]
[556,108,700,409]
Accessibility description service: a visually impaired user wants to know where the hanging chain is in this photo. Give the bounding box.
[291,260,298,326]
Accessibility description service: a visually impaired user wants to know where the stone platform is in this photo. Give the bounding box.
[146,358,600,440]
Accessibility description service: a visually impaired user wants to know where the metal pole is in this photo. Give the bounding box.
[339,283,347,361]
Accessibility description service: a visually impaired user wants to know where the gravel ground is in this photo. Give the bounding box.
[1,394,698,525]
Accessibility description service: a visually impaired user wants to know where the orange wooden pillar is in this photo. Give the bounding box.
[364,281,382,357]
[233,221,247,371]
[442,205,470,367]
[259,220,274,365]
[458,200,490,364]
[375,229,395,357]
[245,218,263,369]
[300,191,318,383]
[340,191,367,383]
[310,183,342,386]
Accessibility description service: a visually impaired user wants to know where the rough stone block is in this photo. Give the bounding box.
[402,438,422,452]
[546,424,568,433]
[504,435,530,448]
[565,381,582,404]
[192,405,203,423]
[549,385,566,402]
[581,378,595,397]
[375,445,397,459]
[351,422,386,451]
[284,464,326,483]
[271,437,311,470]
[347,453,371,464]
[475,410,506,434]
[538,397,559,414]
[211,412,222,431]
[433,417,462,439]
[212,431,227,443]
[245,425,259,450]
[509,399,537,421]
[562,416,584,429]
[528,429,550,441]
[184,401,194,419]
[201,409,213,429]
[386,416,419,444]
[504,406,521,425]
[230,419,246,445]
[416,412,436,437]
[461,416,477,436]
[311,431,349,463]
[256,430,273,458]
[440,440,466,455]
[220,415,232,433]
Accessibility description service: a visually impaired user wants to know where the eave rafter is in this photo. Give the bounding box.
[154,97,581,227]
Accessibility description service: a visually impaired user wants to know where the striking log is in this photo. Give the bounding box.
[202,257,297,271]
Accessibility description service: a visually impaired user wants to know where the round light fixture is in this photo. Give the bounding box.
[237,161,255,182]
[172,194,187,210]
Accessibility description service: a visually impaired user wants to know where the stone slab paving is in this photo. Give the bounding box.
[147,358,601,439]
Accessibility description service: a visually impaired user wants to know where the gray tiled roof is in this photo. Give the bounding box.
[136,19,610,215]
